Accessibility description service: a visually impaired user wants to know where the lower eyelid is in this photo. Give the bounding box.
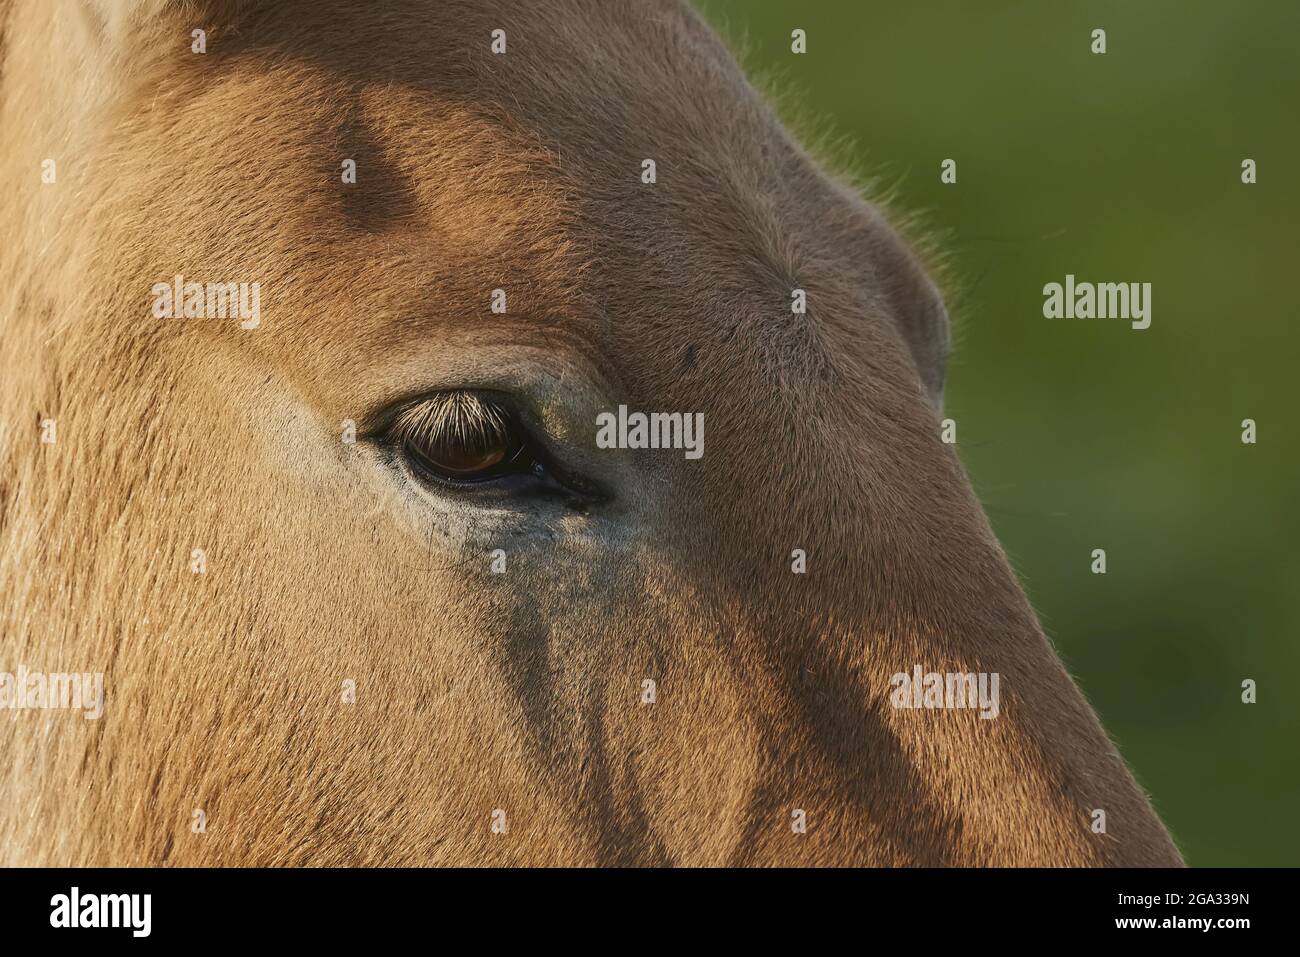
[398,440,608,510]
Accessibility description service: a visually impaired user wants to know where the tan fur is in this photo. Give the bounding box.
[0,0,1182,865]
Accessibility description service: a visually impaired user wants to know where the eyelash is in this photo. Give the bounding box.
[390,392,510,448]
[383,392,607,505]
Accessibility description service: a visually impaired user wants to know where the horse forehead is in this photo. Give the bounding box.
[162,0,857,377]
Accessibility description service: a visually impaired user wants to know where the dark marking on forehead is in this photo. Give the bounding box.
[333,107,419,233]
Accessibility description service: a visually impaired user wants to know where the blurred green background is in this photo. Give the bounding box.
[697,0,1298,866]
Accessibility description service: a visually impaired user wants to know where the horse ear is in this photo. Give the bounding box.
[896,267,950,410]
[873,225,951,409]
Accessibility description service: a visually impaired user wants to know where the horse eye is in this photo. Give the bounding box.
[389,392,531,485]
[387,390,535,486]
[385,390,607,506]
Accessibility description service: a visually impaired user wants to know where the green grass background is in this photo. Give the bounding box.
[696,0,1299,866]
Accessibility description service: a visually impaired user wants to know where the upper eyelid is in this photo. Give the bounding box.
[347,339,620,443]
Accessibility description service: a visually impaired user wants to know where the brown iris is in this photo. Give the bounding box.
[408,432,511,477]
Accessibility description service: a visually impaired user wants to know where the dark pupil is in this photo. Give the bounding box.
[413,435,509,475]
